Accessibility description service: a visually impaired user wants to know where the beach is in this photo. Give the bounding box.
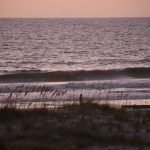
[0,18,150,149]
[0,77,150,108]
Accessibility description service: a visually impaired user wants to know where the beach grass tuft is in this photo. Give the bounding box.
[0,101,150,150]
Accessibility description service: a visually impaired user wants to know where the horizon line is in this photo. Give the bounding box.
[0,16,150,19]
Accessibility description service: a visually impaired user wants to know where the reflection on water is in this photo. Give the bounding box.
[0,18,150,74]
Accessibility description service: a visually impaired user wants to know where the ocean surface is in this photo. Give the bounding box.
[0,18,150,105]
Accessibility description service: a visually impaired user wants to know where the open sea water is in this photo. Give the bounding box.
[0,18,150,105]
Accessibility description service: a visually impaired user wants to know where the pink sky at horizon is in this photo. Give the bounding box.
[0,0,150,18]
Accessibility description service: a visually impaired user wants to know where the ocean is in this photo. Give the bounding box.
[0,18,150,106]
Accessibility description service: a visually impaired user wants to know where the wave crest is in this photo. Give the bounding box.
[0,67,149,83]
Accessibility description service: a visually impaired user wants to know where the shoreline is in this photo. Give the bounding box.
[0,78,150,103]
[0,99,150,110]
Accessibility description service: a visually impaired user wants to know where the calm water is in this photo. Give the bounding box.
[0,18,150,103]
[0,18,150,73]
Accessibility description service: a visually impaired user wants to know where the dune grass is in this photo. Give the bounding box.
[0,101,150,150]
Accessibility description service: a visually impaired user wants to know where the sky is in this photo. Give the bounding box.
[0,0,150,18]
